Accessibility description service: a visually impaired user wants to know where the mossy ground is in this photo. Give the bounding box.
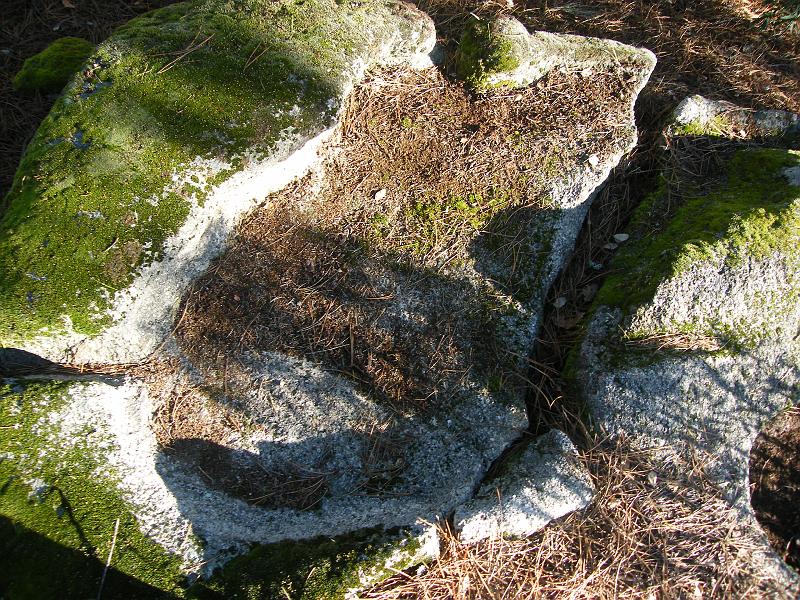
[0,381,186,598]
[596,148,800,312]
[12,37,95,94]
[0,0,403,345]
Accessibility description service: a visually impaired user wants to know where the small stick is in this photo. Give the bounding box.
[96,518,120,600]
[157,34,214,75]
[349,322,355,368]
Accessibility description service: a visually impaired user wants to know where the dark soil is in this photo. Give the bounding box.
[749,406,800,571]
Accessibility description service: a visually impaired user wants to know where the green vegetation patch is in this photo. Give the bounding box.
[0,381,185,598]
[0,0,413,345]
[403,190,512,256]
[597,148,800,311]
[189,527,423,599]
[13,37,95,93]
[672,114,731,137]
[455,20,522,91]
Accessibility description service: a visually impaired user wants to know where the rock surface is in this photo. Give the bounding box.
[0,0,436,362]
[456,15,653,92]
[574,103,800,593]
[455,429,594,543]
[671,94,800,138]
[0,6,656,593]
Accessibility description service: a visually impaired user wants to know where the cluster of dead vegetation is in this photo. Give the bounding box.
[173,65,638,418]
[367,438,788,599]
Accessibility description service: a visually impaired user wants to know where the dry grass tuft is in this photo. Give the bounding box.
[624,331,723,352]
[366,440,785,599]
[358,418,411,496]
[141,359,333,510]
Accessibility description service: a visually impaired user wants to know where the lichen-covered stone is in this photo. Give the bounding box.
[190,524,438,599]
[455,16,655,92]
[12,37,95,93]
[0,0,436,362]
[454,429,594,543]
[598,148,800,346]
[0,377,438,597]
[670,94,800,138]
[574,106,800,592]
[0,380,188,596]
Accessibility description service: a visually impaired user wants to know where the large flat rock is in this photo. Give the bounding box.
[574,111,800,593]
[1,10,656,592]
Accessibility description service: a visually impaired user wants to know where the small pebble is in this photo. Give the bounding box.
[589,260,603,271]
[646,471,658,486]
[553,296,567,309]
[588,154,600,167]
[613,233,629,243]
[373,188,387,201]
[603,242,618,251]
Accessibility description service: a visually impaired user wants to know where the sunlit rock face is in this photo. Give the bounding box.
[574,105,800,592]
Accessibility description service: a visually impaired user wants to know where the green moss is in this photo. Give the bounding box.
[597,148,800,311]
[0,381,185,598]
[13,37,95,93]
[404,189,511,256]
[0,0,415,345]
[189,527,424,599]
[455,20,521,92]
[0,377,430,598]
[672,114,730,137]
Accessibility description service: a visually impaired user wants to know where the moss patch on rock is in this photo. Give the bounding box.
[672,114,731,137]
[0,0,429,347]
[12,37,95,93]
[189,527,425,599]
[597,148,800,312]
[455,19,522,91]
[0,381,186,598]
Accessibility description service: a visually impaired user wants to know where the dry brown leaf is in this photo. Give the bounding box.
[555,311,585,329]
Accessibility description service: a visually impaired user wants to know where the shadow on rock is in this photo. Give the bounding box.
[0,514,177,599]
